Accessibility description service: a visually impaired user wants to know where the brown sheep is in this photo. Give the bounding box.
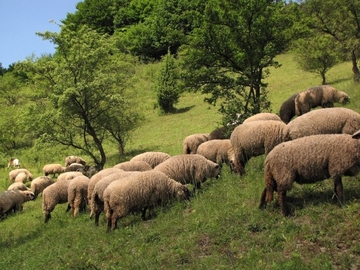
[113,160,152,172]
[130,152,171,168]
[279,93,298,124]
[183,133,210,154]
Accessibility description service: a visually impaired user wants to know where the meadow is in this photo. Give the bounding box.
[1,53,360,269]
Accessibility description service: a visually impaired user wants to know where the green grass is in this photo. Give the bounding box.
[1,53,360,269]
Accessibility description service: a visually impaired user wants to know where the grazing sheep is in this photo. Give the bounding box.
[103,170,191,232]
[57,171,83,182]
[283,107,360,141]
[67,175,90,217]
[90,171,138,226]
[14,172,31,184]
[64,163,84,173]
[209,126,232,140]
[0,190,35,217]
[196,139,235,171]
[7,182,31,191]
[30,176,55,199]
[9,169,33,184]
[64,155,86,167]
[243,113,282,124]
[279,93,298,124]
[87,168,124,207]
[130,152,171,168]
[83,165,98,178]
[42,164,66,177]
[154,154,220,189]
[295,85,350,116]
[230,120,286,175]
[259,132,360,216]
[183,133,210,154]
[113,160,152,172]
[42,180,72,222]
[7,158,20,168]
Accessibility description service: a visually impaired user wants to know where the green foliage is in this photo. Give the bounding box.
[155,50,181,114]
[179,0,295,124]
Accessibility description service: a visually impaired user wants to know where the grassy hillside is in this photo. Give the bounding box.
[1,53,360,269]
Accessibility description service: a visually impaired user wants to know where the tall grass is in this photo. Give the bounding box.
[1,53,360,269]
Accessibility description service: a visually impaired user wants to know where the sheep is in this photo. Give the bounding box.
[259,131,360,216]
[42,180,72,222]
[294,85,350,116]
[113,160,152,172]
[103,170,191,232]
[130,152,171,168]
[0,190,35,217]
[14,172,31,184]
[209,126,232,140]
[30,176,55,199]
[67,175,90,217]
[183,133,210,154]
[90,171,138,226]
[7,182,31,191]
[65,155,86,167]
[9,169,33,184]
[279,93,298,124]
[87,168,124,207]
[230,120,286,175]
[42,163,66,177]
[154,154,220,189]
[7,158,20,168]
[57,171,83,182]
[64,163,84,173]
[196,139,235,171]
[243,113,282,124]
[282,107,360,141]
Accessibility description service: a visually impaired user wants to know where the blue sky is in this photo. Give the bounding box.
[0,0,80,68]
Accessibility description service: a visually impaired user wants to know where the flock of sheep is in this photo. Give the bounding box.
[1,84,360,230]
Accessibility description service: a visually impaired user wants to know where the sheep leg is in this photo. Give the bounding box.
[94,207,103,226]
[259,188,267,209]
[277,189,290,217]
[333,176,344,205]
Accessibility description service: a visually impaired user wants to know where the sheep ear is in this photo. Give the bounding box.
[352,130,360,139]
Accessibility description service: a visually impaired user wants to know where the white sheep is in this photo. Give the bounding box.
[42,180,72,222]
[42,163,66,177]
[56,171,83,182]
[183,133,210,154]
[64,163,84,173]
[67,175,90,217]
[130,152,171,168]
[64,155,87,167]
[90,171,138,226]
[283,107,360,141]
[196,139,235,171]
[113,160,152,172]
[30,176,55,199]
[230,120,286,175]
[103,170,191,232]
[243,113,282,124]
[0,190,35,217]
[7,182,31,191]
[154,154,220,189]
[8,169,33,184]
[14,172,31,184]
[259,131,360,216]
[7,158,20,168]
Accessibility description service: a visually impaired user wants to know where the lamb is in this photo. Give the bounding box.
[14,172,32,184]
[259,132,360,216]
[103,170,191,232]
[67,175,90,217]
[279,93,298,124]
[130,152,171,168]
[295,85,350,116]
[243,113,282,124]
[87,168,124,206]
[9,169,33,184]
[64,155,86,167]
[183,133,210,154]
[196,139,235,171]
[282,107,360,141]
[90,171,138,226]
[7,182,31,191]
[57,171,83,182]
[230,120,286,175]
[153,154,220,189]
[42,180,72,222]
[42,163,66,177]
[0,190,35,217]
[30,176,55,199]
[113,160,152,172]
[7,158,20,168]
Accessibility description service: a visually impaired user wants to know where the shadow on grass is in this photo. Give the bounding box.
[174,105,195,114]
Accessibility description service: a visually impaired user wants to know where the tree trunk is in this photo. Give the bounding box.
[351,49,360,81]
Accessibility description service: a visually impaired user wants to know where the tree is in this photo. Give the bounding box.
[17,24,143,170]
[179,0,295,124]
[293,34,342,84]
[155,49,181,113]
[302,0,360,80]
